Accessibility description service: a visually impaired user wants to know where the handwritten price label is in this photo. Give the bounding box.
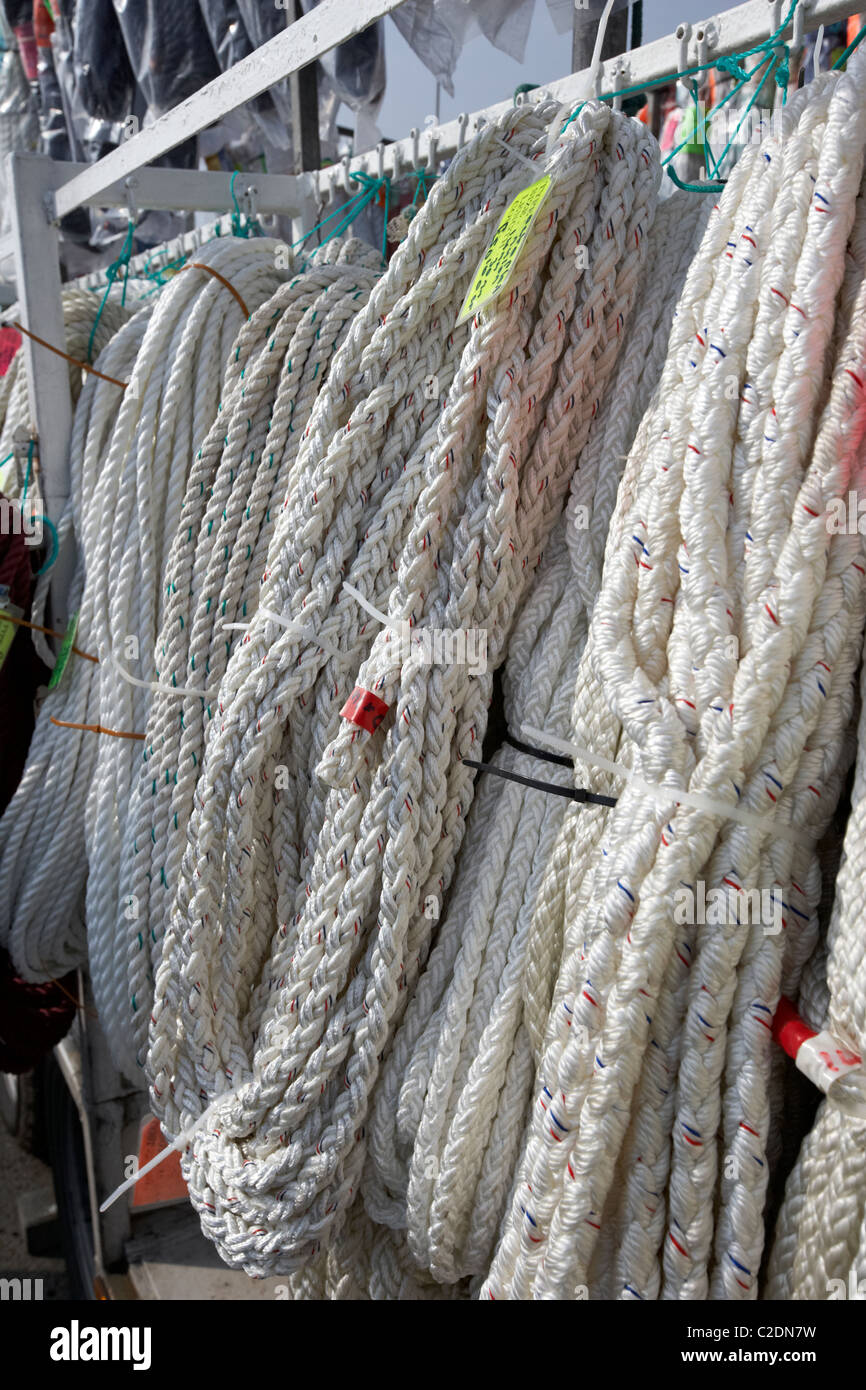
[456,175,551,325]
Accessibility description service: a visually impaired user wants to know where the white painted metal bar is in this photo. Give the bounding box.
[51,0,402,222]
[307,0,860,197]
[7,153,75,619]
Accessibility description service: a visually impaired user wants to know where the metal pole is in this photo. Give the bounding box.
[289,0,321,174]
[7,152,75,624]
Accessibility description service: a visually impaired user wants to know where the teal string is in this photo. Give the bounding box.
[411,168,429,208]
[703,49,781,181]
[833,24,866,69]
[666,166,725,194]
[0,451,13,471]
[22,438,33,501]
[660,51,770,174]
[291,183,375,250]
[35,515,58,576]
[87,217,135,363]
[381,176,390,267]
[561,0,800,137]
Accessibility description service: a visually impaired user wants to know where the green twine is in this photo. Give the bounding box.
[87,217,135,363]
[35,515,58,576]
[833,24,866,69]
[381,176,391,267]
[22,438,33,501]
[411,168,430,208]
[561,0,800,141]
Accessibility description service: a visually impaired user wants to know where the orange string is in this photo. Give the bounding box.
[50,716,144,741]
[14,321,129,388]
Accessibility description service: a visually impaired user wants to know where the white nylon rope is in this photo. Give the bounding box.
[121,238,382,1080]
[0,240,285,1008]
[767,161,866,1296]
[146,97,660,1277]
[483,53,866,1301]
[360,191,709,1288]
[0,308,150,974]
[84,240,288,1072]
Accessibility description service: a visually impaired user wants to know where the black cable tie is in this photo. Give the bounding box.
[461,756,618,808]
[503,731,573,768]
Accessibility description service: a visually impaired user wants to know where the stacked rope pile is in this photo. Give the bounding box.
[0,238,285,1007]
[483,51,866,1301]
[361,190,709,1288]
[119,237,383,1081]
[0,287,136,497]
[146,96,660,1277]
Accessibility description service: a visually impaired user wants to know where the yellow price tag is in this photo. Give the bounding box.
[457,175,551,326]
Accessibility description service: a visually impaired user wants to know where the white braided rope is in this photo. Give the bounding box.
[145,99,661,1277]
[360,192,708,1288]
[483,53,866,1301]
[120,238,382,1081]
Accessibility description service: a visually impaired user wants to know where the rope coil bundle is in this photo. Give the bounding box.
[146,96,660,1276]
[122,236,383,1080]
[0,238,286,1010]
[482,51,866,1301]
[361,190,710,1287]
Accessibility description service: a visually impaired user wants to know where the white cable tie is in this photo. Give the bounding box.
[111,650,218,701]
[99,1085,252,1213]
[521,723,815,848]
[342,580,410,642]
[256,604,343,662]
[545,0,615,158]
[494,136,543,177]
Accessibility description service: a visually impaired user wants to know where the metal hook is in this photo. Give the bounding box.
[410,127,420,168]
[457,112,468,151]
[427,130,439,172]
[676,22,692,78]
[124,175,138,226]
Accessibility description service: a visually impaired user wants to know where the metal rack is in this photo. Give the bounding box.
[2,0,861,626]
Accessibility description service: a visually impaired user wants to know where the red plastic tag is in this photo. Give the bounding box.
[0,327,22,378]
[341,687,389,733]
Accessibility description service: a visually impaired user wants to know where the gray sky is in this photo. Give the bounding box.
[377,1,720,137]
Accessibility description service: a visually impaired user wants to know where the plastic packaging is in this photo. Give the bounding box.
[68,0,134,124]
[111,0,219,117]
[304,1,385,112]
[198,0,289,153]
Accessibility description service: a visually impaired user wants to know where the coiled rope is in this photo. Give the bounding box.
[121,237,383,1080]
[146,96,660,1277]
[483,51,866,1301]
[361,190,710,1287]
[0,239,285,1018]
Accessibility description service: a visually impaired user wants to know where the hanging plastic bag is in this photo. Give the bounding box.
[111,0,219,117]
[198,0,289,153]
[68,0,134,124]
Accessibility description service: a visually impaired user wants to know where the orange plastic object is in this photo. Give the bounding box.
[131,1116,188,1209]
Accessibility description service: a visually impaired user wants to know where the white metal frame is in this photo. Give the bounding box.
[3,0,862,620]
